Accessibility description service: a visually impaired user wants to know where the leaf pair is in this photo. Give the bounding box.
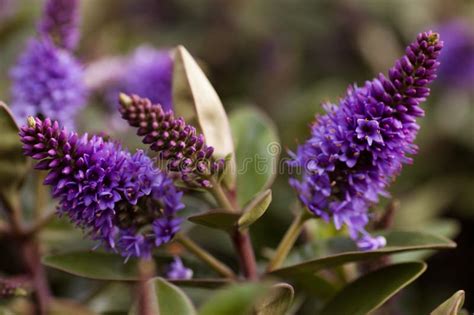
[189,189,272,232]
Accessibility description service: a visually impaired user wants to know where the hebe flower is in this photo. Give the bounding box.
[119,94,225,188]
[166,257,193,280]
[113,47,173,111]
[290,31,443,250]
[38,0,80,50]
[20,117,184,260]
[10,37,86,128]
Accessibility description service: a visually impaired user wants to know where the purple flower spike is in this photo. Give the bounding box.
[38,0,80,50]
[10,37,86,128]
[166,257,193,280]
[289,31,443,250]
[119,94,225,188]
[19,117,184,260]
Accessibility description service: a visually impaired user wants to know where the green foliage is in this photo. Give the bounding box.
[270,231,455,278]
[42,251,140,281]
[229,107,280,206]
[188,210,241,232]
[254,283,294,315]
[319,262,427,315]
[431,290,465,315]
[238,189,272,230]
[199,283,267,315]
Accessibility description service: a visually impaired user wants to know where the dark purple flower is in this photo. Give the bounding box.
[289,31,443,250]
[10,37,86,128]
[166,257,193,280]
[19,117,184,259]
[38,0,80,50]
[111,47,173,111]
[119,94,225,188]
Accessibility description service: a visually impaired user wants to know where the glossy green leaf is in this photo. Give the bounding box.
[172,46,236,188]
[320,262,426,315]
[42,251,139,281]
[132,278,197,315]
[254,283,294,315]
[229,107,280,206]
[199,283,267,315]
[270,231,455,278]
[0,102,28,193]
[431,290,465,315]
[188,210,240,232]
[171,278,231,288]
[238,189,272,230]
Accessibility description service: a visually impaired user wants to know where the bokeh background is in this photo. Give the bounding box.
[0,0,473,314]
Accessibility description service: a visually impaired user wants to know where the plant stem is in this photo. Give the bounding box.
[209,178,236,213]
[266,210,311,272]
[208,179,258,280]
[136,259,156,315]
[175,233,236,279]
[26,209,56,237]
[21,238,50,315]
[34,172,47,220]
[232,230,258,280]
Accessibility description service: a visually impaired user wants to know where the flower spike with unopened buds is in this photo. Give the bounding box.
[119,93,225,188]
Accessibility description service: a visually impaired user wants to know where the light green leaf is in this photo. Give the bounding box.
[172,46,236,188]
[155,278,197,315]
[254,283,294,315]
[431,290,465,315]
[238,189,272,230]
[320,262,426,315]
[0,102,28,193]
[188,210,240,232]
[270,231,455,278]
[42,251,139,281]
[199,283,267,315]
[49,299,98,315]
[230,107,280,206]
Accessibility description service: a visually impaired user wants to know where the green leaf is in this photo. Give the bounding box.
[254,283,294,315]
[229,107,280,206]
[188,210,240,232]
[0,102,28,193]
[133,278,196,315]
[172,46,236,188]
[270,231,455,278]
[199,283,267,315]
[320,262,426,315]
[49,299,98,315]
[238,189,272,230]
[431,290,465,315]
[42,251,139,281]
[170,279,231,288]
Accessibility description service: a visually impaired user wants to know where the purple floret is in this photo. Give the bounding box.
[19,117,184,260]
[289,31,443,250]
[166,257,193,280]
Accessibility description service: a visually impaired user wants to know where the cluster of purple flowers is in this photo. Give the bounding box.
[10,0,85,129]
[290,32,443,250]
[112,47,174,112]
[20,117,184,260]
[38,0,80,50]
[119,94,225,188]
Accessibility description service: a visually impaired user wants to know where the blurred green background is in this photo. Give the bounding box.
[0,0,473,314]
